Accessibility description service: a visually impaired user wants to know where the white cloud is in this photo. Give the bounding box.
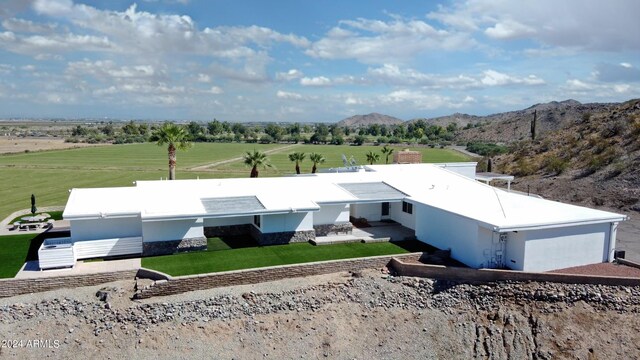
[196,73,211,83]
[429,0,640,52]
[275,69,303,81]
[484,19,536,40]
[300,76,331,87]
[207,86,223,94]
[1,18,58,33]
[480,70,545,86]
[276,90,303,100]
[306,17,476,64]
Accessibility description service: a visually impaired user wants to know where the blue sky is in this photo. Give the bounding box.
[0,0,639,122]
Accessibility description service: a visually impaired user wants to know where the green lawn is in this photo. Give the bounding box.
[142,238,429,276]
[0,142,470,221]
[0,233,41,278]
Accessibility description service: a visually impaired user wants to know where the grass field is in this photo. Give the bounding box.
[142,237,430,276]
[0,142,470,221]
[0,233,38,278]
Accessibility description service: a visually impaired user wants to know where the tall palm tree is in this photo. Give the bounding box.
[288,152,306,174]
[381,145,394,164]
[154,122,192,180]
[243,150,272,178]
[365,151,380,165]
[309,153,325,174]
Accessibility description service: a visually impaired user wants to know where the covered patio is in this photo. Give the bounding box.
[311,222,415,245]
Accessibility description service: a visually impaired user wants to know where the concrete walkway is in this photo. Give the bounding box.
[15,257,141,279]
[312,223,415,245]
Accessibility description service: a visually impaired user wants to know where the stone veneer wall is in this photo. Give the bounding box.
[393,151,422,164]
[313,222,353,237]
[142,237,207,256]
[204,224,251,238]
[134,253,423,299]
[257,230,315,245]
[0,270,138,298]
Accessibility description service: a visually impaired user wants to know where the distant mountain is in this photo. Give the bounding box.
[336,113,404,128]
[408,112,482,128]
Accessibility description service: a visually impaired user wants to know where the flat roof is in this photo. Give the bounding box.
[64,163,626,230]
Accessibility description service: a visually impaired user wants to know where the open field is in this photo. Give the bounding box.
[0,136,100,154]
[0,142,470,221]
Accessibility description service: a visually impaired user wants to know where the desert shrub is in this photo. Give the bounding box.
[513,158,537,176]
[542,154,569,175]
[466,142,508,156]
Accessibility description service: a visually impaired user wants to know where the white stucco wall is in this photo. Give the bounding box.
[260,212,313,233]
[70,217,142,242]
[505,231,527,270]
[142,218,204,242]
[350,203,383,221]
[204,216,252,227]
[389,201,415,230]
[435,163,477,179]
[520,223,611,272]
[314,204,350,225]
[415,204,490,268]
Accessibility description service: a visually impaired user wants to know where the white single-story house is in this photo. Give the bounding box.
[40,163,626,272]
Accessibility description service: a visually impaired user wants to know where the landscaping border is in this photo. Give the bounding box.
[0,270,137,298]
[389,258,640,286]
[133,253,423,299]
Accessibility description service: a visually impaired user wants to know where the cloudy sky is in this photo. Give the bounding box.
[0,0,638,122]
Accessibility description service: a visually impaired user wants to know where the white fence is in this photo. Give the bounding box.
[38,236,142,270]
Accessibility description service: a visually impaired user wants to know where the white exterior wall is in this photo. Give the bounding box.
[520,223,611,272]
[435,163,477,178]
[260,212,313,233]
[505,231,527,270]
[389,201,415,230]
[350,203,382,221]
[414,204,488,268]
[204,216,252,227]
[314,204,350,225]
[70,217,142,242]
[142,218,204,242]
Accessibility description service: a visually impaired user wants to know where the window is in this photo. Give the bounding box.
[253,215,261,227]
[402,201,413,214]
[381,202,390,216]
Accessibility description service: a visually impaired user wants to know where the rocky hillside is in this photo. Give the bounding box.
[494,99,640,211]
[336,113,404,128]
[408,112,483,128]
[1,270,639,359]
[455,99,622,143]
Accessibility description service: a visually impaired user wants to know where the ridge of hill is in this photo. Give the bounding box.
[495,98,640,211]
[335,113,404,128]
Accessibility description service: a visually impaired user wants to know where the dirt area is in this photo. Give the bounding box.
[1,269,639,359]
[0,137,101,154]
[550,262,640,277]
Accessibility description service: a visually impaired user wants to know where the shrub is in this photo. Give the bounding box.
[466,142,508,156]
[514,158,537,176]
[542,154,568,175]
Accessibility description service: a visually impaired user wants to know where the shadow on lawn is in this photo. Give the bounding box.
[24,230,70,262]
[208,236,260,251]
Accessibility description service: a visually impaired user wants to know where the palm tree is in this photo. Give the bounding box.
[154,122,192,180]
[309,153,325,174]
[243,150,272,178]
[381,145,394,164]
[365,151,380,165]
[288,152,306,174]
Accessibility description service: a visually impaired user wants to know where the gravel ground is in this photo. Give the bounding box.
[0,269,639,359]
[550,262,640,277]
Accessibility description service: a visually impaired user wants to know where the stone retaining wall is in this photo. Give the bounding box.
[204,224,251,238]
[142,237,207,256]
[0,270,137,298]
[133,253,423,299]
[313,223,353,236]
[389,258,640,287]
